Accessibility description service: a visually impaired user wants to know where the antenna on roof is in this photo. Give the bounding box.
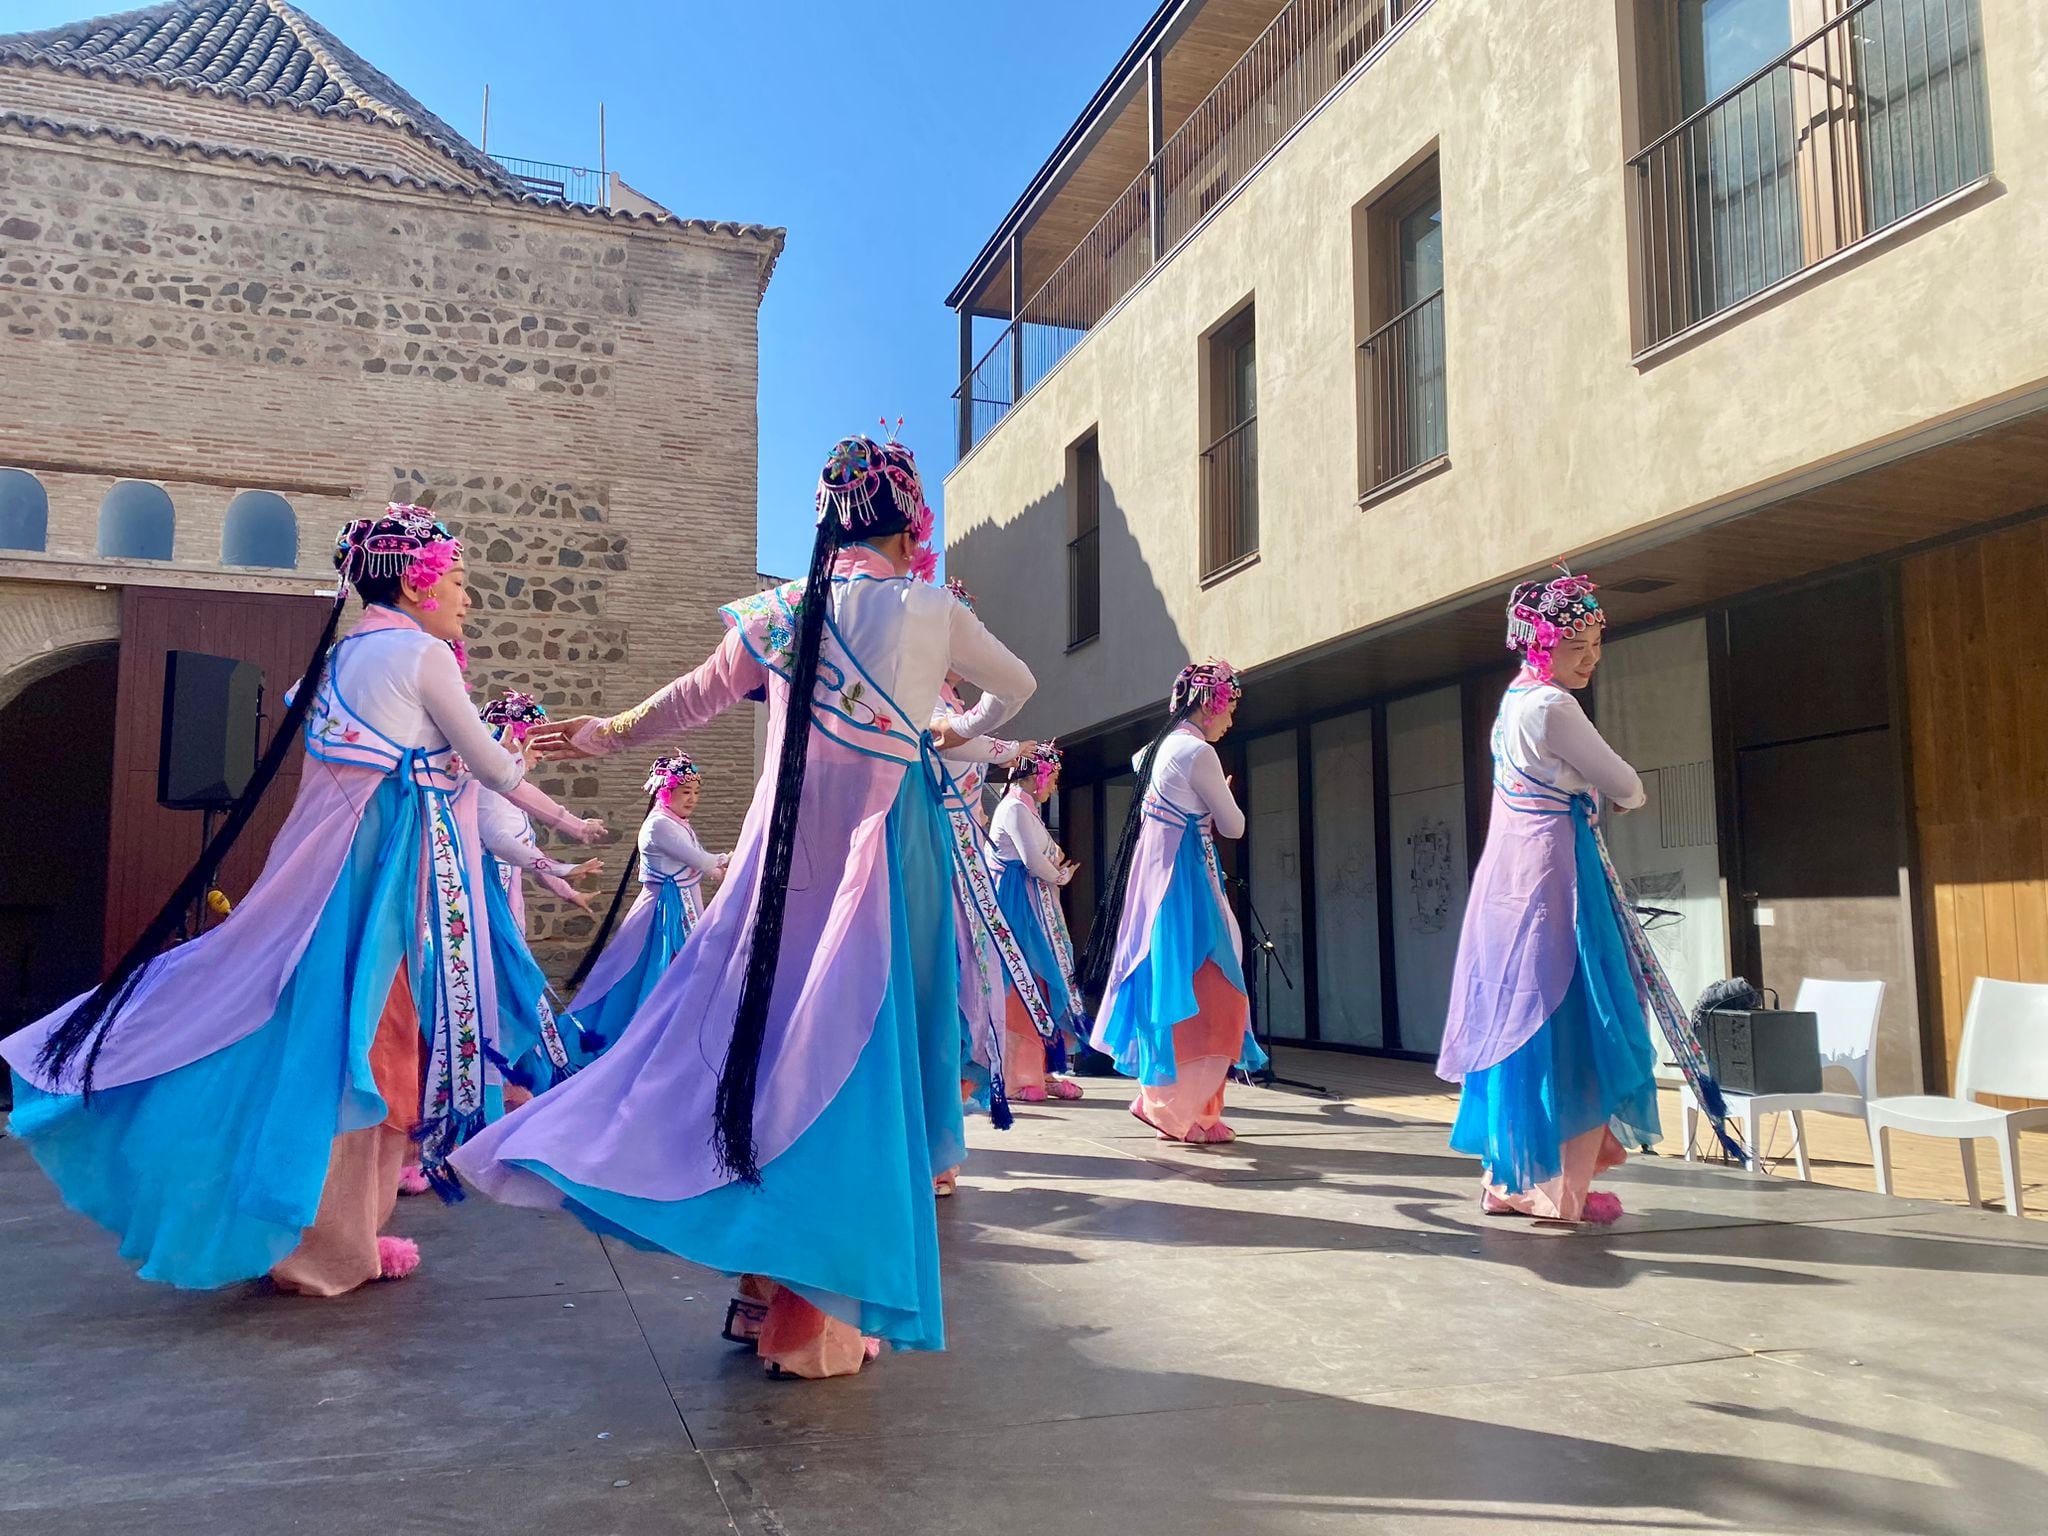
[480,83,491,154]
[599,102,609,208]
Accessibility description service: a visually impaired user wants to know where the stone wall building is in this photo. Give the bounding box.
[0,0,783,1025]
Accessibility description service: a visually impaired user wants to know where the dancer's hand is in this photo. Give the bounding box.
[574,816,609,845]
[930,722,966,752]
[530,717,603,759]
[567,858,604,886]
[566,888,597,914]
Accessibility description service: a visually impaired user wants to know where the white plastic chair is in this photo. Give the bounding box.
[1866,977,2048,1218]
[1682,977,1885,1179]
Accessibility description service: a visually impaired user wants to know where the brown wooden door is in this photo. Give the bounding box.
[104,587,333,967]
[1902,520,2048,1101]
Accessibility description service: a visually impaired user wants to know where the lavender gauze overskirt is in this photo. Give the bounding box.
[1436,787,1579,1082]
[451,728,918,1207]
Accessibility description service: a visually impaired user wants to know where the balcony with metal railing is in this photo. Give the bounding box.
[1631,0,1991,353]
[492,155,614,209]
[953,0,1434,456]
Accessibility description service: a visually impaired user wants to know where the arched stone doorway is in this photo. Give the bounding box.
[0,641,119,1046]
[0,581,120,713]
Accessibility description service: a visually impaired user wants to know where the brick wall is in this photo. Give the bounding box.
[0,110,776,977]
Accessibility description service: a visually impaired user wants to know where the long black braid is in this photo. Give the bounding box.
[1074,700,1200,1009]
[36,512,453,1092]
[712,440,921,1183]
[564,791,655,995]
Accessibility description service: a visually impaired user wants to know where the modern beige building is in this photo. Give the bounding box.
[0,0,781,1026]
[944,0,2048,1097]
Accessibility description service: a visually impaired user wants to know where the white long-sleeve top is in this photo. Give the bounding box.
[321,616,524,793]
[1140,722,1244,839]
[477,786,577,878]
[639,807,724,887]
[991,789,1071,885]
[1498,682,1646,809]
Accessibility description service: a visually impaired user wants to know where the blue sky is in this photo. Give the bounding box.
[8,0,1152,579]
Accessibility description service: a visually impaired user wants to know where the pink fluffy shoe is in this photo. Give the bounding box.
[1185,1122,1237,1145]
[396,1163,429,1197]
[1045,1077,1084,1101]
[1580,1191,1624,1225]
[376,1236,421,1280]
[1013,1084,1049,1103]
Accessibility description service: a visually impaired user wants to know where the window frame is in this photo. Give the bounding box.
[1066,430,1102,651]
[1199,299,1260,583]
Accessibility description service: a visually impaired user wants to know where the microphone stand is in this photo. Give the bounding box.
[1230,875,1328,1097]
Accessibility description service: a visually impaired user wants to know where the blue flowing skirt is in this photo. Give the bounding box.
[1095,821,1266,1087]
[1449,815,1662,1193]
[503,768,963,1351]
[569,881,691,1067]
[994,862,1085,1063]
[7,776,419,1288]
[482,860,575,1092]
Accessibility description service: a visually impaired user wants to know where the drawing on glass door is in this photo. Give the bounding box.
[1406,815,1452,934]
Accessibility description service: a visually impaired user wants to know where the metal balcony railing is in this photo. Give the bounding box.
[955,0,1432,452]
[1631,0,1990,352]
[493,155,613,208]
[1201,415,1259,577]
[1358,288,1446,496]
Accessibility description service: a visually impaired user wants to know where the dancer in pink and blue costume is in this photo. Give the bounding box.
[561,753,727,1066]
[1081,661,1267,1145]
[990,743,1088,1103]
[1437,570,1662,1224]
[4,509,522,1293]
[930,577,1049,1135]
[473,692,607,1097]
[453,432,1034,1377]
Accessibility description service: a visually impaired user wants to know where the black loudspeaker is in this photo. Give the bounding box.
[1700,1008,1823,1096]
[158,651,263,811]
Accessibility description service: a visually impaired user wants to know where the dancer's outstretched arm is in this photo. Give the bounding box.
[534,627,768,760]
[508,779,607,844]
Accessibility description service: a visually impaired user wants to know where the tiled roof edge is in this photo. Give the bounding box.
[0,104,787,296]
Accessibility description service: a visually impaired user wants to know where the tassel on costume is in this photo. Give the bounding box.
[411,1109,486,1204]
[577,1026,608,1057]
[483,1043,536,1094]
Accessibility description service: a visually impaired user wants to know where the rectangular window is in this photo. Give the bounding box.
[1067,433,1101,648]
[1629,0,1991,350]
[1357,157,1447,500]
[1200,305,1258,578]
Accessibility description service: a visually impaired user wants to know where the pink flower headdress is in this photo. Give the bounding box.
[333,503,461,593]
[1506,564,1604,683]
[1018,740,1063,798]
[645,752,700,799]
[481,690,546,743]
[1171,658,1244,720]
[817,421,938,582]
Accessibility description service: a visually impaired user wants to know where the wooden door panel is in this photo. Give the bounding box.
[104,587,332,967]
